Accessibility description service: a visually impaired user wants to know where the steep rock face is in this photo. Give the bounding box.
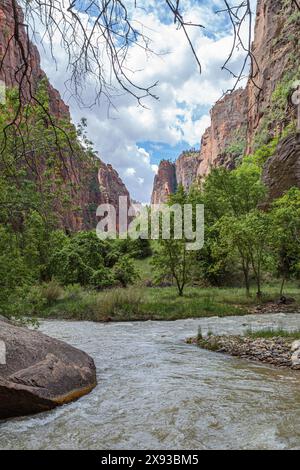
[0,0,69,118]
[175,151,200,191]
[0,0,131,231]
[262,133,300,202]
[98,161,132,229]
[197,88,248,179]
[151,0,299,201]
[246,0,300,150]
[151,160,177,204]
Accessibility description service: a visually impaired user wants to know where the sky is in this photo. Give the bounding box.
[34,0,257,203]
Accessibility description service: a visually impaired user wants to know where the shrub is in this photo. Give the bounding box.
[40,280,64,305]
[113,255,140,287]
[89,288,144,320]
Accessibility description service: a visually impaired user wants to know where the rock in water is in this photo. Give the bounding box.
[0,320,97,419]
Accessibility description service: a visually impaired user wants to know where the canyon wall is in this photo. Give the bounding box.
[0,0,131,231]
[196,88,248,179]
[151,0,300,202]
[151,160,177,205]
[246,0,299,150]
[176,151,200,191]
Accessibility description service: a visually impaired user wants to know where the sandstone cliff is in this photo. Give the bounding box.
[176,151,200,191]
[0,0,131,231]
[151,0,300,202]
[0,0,69,119]
[151,160,177,204]
[196,88,248,179]
[246,0,300,150]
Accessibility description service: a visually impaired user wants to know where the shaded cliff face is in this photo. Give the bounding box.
[196,0,299,178]
[0,0,131,231]
[151,160,177,204]
[263,134,300,202]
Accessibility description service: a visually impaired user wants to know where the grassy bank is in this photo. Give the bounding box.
[246,328,300,340]
[27,281,300,322]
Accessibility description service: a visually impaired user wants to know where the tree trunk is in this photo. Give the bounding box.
[242,262,250,297]
[280,277,286,297]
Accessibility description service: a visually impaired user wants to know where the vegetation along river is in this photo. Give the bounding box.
[0,313,300,450]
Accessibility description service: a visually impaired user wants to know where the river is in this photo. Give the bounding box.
[0,313,300,450]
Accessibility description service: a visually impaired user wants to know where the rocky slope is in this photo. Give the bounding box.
[151,0,300,201]
[0,0,131,231]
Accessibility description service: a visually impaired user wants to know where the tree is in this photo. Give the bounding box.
[232,210,273,298]
[193,161,268,291]
[113,255,139,288]
[218,216,252,296]
[270,187,300,296]
[152,185,196,296]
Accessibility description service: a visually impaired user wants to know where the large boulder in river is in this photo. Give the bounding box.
[0,320,97,420]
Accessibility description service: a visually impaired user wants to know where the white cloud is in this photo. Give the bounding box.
[31,1,254,203]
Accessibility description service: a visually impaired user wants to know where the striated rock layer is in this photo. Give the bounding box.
[0,0,131,231]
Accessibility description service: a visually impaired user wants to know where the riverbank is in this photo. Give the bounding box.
[190,329,300,370]
[16,283,300,323]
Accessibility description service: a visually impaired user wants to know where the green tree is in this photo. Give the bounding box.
[193,161,268,290]
[113,255,139,288]
[270,187,300,296]
[152,185,196,296]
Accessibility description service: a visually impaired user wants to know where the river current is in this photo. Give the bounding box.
[0,313,300,450]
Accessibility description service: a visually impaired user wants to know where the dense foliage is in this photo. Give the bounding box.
[0,84,149,318]
[152,154,300,297]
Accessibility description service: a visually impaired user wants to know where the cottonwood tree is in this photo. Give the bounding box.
[270,187,300,297]
[195,161,267,293]
[152,185,197,296]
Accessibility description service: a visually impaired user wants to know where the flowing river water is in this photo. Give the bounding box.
[0,313,300,450]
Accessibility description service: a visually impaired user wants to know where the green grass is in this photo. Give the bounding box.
[31,279,300,323]
[40,286,248,321]
[140,287,248,319]
[246,328,300,340]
